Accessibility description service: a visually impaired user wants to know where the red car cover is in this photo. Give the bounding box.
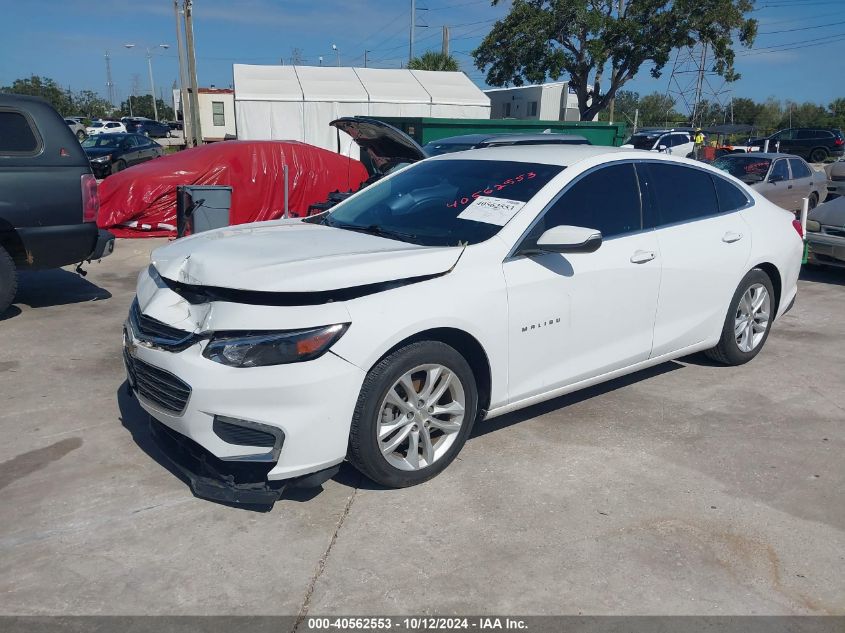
[97,140,369,238]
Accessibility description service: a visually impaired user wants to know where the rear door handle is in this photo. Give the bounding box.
[630,250,656,264]
[722,231,743,243]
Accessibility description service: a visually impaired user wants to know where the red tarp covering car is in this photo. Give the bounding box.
[97,140,369,238]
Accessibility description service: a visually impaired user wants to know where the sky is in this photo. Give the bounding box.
[1,0,844,113]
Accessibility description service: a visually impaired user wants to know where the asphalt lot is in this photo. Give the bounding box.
[0,237,843,616]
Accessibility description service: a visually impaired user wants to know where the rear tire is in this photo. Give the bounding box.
[348,341,478,488]
[0,245,17,317]
[705,269,775,366]
[809,148,829,163]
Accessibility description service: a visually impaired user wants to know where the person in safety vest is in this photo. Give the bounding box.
[693,128,705,159]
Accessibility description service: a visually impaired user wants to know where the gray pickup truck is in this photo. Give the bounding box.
[0,93,114,315]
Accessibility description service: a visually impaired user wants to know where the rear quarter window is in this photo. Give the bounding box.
[0,110,41,154]
[712,175,750,213]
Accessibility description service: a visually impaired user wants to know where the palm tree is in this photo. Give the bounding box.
[408,51,459,72]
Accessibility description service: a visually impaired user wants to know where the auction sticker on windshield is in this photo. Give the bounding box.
[457,196,526,226]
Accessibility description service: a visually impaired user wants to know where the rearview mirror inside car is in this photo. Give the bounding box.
[532,225,603,254]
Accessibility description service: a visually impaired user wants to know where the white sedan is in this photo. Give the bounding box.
[86,120,127,135]
[125,146,803,505]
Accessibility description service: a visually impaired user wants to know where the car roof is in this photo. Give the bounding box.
[429,143,629,167]
[729,152,802,159]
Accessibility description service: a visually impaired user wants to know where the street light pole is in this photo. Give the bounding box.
[126,43,169,121]
[332,44,340,67]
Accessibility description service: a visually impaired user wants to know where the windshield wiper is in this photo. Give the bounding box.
[330,222,419,243]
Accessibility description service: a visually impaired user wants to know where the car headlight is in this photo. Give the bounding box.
[90,155,111,163]
[805,219,821,232]
[202,324,349,367]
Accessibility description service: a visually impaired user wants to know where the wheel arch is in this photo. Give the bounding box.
[753,261,782,316]
[373,327,493,414]
[0,221,27,265]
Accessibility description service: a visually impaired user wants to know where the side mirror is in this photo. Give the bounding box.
[768,173,784,183]
[531,225,603,254]
[658,144,668,152]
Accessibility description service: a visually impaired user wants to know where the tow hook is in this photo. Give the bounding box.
[75,262,88,277]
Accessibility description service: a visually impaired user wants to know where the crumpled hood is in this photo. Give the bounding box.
[151,219,463,293]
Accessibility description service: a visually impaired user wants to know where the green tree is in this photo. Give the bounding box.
[730,97,760,126]
[117,94,174,121]
[829,98,845,131]
[408,51,460,72]
[637,92,683,126]
[473,0,757,121]
[780,101,829,129]
[1,75,74,115]
[73,90,114,119]
[753,97,782,134]
[599,89,639,123]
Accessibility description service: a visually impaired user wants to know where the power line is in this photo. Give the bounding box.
[758,18,845,35]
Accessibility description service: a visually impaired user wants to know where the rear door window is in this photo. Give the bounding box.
[789,159,812,179]
[641,162,719,226]
[0,110,40,154]
[529,163,642,241]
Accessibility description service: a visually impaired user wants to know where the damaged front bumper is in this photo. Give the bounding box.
[149,417,289,506]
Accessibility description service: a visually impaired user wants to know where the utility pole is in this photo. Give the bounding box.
[409,0,415,65]
[104,50,115,108]
[184,0,202,145]
[607,0,624,123]
[364,50,371,68]
[146,48,159,122]
[441,25,450,57]
[174,0,193,146]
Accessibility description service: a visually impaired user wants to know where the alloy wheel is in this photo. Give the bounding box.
[377,364,466,471]
[735,283,770,353]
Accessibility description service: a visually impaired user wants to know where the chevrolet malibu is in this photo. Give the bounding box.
[125,145,804,505]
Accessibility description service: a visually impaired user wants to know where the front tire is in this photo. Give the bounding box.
[348,341,478,488]
[0,245,17,316]
[809,192,819,210]
[76,130,85,141]
[705,269,775,365]
[112,159,127,174]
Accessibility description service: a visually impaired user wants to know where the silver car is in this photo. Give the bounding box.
[711,152,827,213]
[64,118,86,142]
[806,196,845,268]
[825,158,845,198]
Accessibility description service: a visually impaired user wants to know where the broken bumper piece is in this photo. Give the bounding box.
[148,419,341,508]
[149,418,287,508]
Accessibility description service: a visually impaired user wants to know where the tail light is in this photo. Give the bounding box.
[792,219,803,239]
[81,174,99,223]
[834,137,844,146]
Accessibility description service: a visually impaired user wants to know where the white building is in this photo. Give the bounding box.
[233,64,491,156]
[485,81,588,121]
[172,87,237,142]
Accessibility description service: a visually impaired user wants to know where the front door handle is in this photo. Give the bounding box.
[630,250,656,264]
[722,231,743,243]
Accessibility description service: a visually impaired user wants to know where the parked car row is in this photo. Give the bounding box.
[82,133,165,178]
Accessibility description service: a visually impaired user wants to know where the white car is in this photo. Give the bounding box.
[86,120,126,135]
[622,129,696,157]
[125,146,803,505]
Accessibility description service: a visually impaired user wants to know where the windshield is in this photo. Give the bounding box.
[82,135,123,148]
[321,159,563,247]
[712,156,771,181]
[624,134,659,150]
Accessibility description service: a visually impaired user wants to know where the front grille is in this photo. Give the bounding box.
[129,300,197,351]
[213,418,278,448]
[821,225,845,238]
[124,349,192,415]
